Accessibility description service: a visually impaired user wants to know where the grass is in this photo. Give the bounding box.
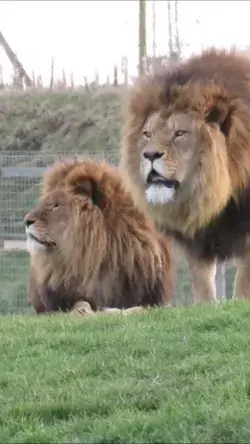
[0,251,30,314]
[0,88,123,153]
[1,302,250,443]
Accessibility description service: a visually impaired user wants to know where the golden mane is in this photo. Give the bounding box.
[25,157,172,314]
[120,48,250,233]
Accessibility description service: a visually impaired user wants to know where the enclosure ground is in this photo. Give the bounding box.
[1,301,250,443]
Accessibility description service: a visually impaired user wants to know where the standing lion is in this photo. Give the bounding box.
[120,48,250,303]
[24,157,172,315]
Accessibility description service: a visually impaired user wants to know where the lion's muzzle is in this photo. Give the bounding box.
[24,217,56,252]
[146,169,180,190]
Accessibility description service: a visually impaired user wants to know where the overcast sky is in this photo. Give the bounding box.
[0,1,249,85]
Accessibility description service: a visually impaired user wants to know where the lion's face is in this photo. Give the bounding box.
[123,105,233,235]
[24,190,74,254]
[24,181,101,255]
[140,111,202,206]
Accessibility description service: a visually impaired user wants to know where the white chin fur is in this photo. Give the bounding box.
[145,185,175,205]
[26,236,46,254]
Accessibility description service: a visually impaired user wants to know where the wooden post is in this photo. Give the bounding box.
[174,0,181,58]
[121,56,128,86]
[139,0,146,76]
[95,70,100,86]
[167,1,173,57]
[152,0,156,58]
[0,30,32,87]
[61,69,67,89]
[113,65,118,87]
[49,57,54,90]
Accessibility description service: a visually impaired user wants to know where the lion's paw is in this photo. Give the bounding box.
[70,301,95,316]
[121,306,144,315]
[102,307,123,314]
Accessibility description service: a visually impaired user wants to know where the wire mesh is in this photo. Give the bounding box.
[0,151,236,314]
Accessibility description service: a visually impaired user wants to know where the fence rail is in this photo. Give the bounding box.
[0,151,236,314]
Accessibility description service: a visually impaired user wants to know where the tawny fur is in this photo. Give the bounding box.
[25,157,172,314]
[120,48,250,302]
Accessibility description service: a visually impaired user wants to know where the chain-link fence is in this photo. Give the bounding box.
[0,150,236,314]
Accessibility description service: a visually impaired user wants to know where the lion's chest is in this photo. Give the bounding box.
[168,189,250,262]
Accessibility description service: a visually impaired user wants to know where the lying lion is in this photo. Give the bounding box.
[24,157,172,315]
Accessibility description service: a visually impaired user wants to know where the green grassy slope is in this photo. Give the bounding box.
[0,88,123,153]
[1,302,250,443]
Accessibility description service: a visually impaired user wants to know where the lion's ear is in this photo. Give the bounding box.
[169,85,182,101]
[75,178,93,197]
[75,179,107,210]
[205,103,229,134]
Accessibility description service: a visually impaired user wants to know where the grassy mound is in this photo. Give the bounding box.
[0,88,123,153]
[1,302,250,443]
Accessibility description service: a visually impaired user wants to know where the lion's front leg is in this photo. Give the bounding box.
[187,253,217,304]
[233,249,250,300]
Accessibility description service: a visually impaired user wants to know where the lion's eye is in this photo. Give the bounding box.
[52,203,60,210]
[174,130,186,138]
[142,130,152,140]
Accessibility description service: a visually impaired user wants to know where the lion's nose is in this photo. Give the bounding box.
[143,151,163,162]
[24,216,35,227]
